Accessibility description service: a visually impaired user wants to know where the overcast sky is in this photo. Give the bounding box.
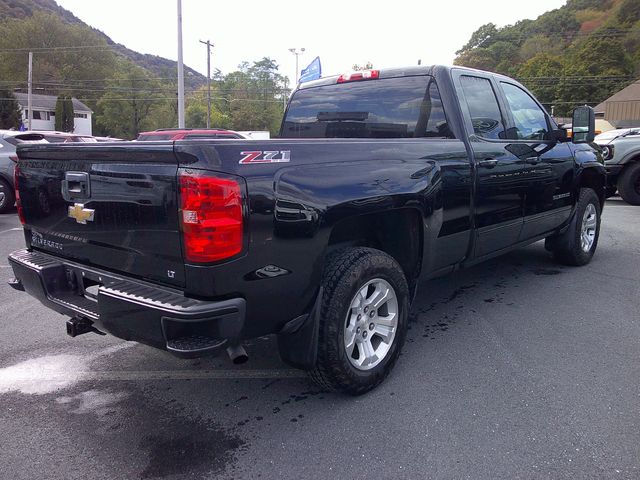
[55,0,567,81]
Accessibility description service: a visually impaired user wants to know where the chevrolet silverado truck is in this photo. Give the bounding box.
[595,128,640,205]
[8,66,605,395]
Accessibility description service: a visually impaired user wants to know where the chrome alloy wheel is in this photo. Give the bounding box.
[344,278,398,371]
[580,203,597,252]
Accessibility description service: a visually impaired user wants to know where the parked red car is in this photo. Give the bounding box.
[136,129,246,141]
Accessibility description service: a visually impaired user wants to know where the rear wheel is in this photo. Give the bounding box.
[0,179,15,214]
[617,162,640,205]
[309,247,409,395]
[548,188,601,266]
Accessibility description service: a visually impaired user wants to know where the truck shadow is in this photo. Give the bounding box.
[6,242,578,479]
[408,242,565,342]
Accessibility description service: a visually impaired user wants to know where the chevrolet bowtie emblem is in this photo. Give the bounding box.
[68,203,95,224]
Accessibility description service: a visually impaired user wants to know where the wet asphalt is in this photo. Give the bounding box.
[0,199,638,479]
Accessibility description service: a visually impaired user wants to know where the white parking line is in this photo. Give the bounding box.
[85,369,302,380]
[0,227,21,234]
[5,368,305,383]
[0,343,306,395]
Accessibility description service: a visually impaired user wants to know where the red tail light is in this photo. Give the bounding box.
[14,164,25,224]
[9,155,18,163]
[179,170,244,263]
[337,70,380,83]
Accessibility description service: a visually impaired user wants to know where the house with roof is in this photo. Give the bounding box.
[594,79,640,128]
[13,93,93,135]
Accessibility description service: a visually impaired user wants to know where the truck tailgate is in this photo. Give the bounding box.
[16,142,185,288]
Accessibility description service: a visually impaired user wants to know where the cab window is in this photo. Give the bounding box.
[282,76,454,139]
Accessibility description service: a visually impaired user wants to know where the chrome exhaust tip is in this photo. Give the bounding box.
[226,343,248,365]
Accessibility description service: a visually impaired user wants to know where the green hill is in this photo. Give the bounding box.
[454,0,640,115]
[0,0,205,89]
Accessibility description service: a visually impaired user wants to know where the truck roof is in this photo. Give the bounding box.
[296,65,516,90]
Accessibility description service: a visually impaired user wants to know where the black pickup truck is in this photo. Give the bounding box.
[8,66,604,394]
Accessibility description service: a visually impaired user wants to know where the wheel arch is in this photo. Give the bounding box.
[577,166,605,208]
[620,149,640,166]
[325,207,424,288]
[0,171,13,188]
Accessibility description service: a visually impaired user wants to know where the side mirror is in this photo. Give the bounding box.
[572,106,595,144]
[549,128,568,142]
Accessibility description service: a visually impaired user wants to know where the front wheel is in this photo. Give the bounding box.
[309,247,409,395]
[617,162,640,205]
[548,188,601,266]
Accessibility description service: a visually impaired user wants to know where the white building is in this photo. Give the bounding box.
[14,93,93,135]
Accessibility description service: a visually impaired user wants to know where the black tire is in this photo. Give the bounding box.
[0,179,15,214]
[617,162,640,206]
[548,188,601,266]
[309,247,409,395]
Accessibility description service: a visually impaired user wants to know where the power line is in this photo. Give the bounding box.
[0,44,117,52]
[0,96,285,103]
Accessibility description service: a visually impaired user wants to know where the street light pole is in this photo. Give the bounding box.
[288,47,305,84]
[177,0,185,128]
[199,39,213,128]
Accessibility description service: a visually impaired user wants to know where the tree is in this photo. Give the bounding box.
[185,85,230,128]
[352,62,373,71]
[0,88,21,129]
[456,23,498,55]
[63,95,74,132]
[54,94,74,132]
[0,11,117,100]
[96,62,167,138]
[529,9,581,38]
[55,95,64,131]
[617,0,640,27]
[454,1,640,117]
[517,53,567,108]
[215,57,287,135]
[454,48,496,71]
[566,0,610,10]
[519,35,562,61]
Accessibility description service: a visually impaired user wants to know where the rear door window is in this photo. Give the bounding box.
[282,76,453,139]
[460,75,507,140]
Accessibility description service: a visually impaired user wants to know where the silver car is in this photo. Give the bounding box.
[595,128,640,205]
[0,131,47,213]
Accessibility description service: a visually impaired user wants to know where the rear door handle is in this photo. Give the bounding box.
[525,156,541,165]
[478,158,498,168]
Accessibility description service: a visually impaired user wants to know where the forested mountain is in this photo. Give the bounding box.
[454,0,640,115]
[0,1,288,137]
[0,0,206,87]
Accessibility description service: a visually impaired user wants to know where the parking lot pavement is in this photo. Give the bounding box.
[0,199,638,480]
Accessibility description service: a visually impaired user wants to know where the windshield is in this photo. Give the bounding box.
[282,76,453,139]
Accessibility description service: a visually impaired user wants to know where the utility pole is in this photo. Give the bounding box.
[288,47,305,84]
[27,51,33,130]
[177,0,185,128]
[199,39,213,128]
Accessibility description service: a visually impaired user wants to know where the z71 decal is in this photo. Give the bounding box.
[239,150,291,164]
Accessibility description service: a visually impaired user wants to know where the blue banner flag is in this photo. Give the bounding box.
[299,56,321,83]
